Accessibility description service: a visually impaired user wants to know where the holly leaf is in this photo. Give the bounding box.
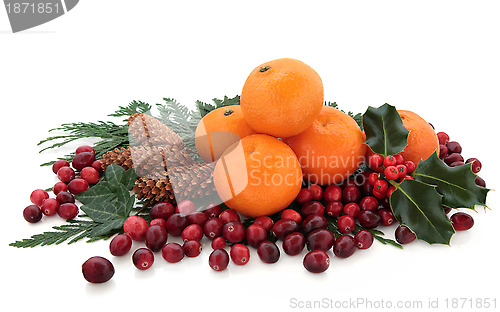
[412,152,490,209]
[390,179,455,245]
[362,103,409,156]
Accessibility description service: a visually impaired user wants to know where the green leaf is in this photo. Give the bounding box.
[362,103,409,156]
[75,182,115,206]
[105,164,125,186]
[80,199,123,223]
[413,152,490,209]
[120,168,137,190]
[390,179,455,245]
[195,100,216,118]
[89,219,124,237]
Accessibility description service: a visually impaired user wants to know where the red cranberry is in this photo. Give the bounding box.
[145,225,168,252]
[204,217,224,239]
[30,189,49,207]
[209,249,229,271]
[211,236,227,250]
[306,229,335,251]
[150,218,167,228]
[342,185,361,203]
[53,182,68,195]
[303,250,330,273]
[219,209,240,224]
[183,240,202,257]
[52,160,70,174]
[281,209,301,223]
[354,229,374,249]
[301,201,325,217]
[82,256,114,283]
[91,160,104,173]
[253,216,274,231]
[181,224,204,242]
[282,232,305,256]
[230,244,250,265]
[57,166,75,183]
[186,211,209,226]
[324,184,342,202]
[368,172,379,185]
[176,200,196,216]
[333,235,357,258]
[68,178,89,195]
[359,196,379,212]
[81,167,100,185]
[123,216,149,241]
[475,176,486,187]
[443,206,452,214]
[450,161,465,167]
[72,152,95,171]
[109,234,132,256]
[203,203,222,218]
[272,219,299,240]
[23,205,42,223]
[165,213,189,236]
[41,198,60,216]
[384,166,399,180]
[377,208,395,226]
[56,191,75,204]
[447,141,462,154]
[296,188,314,204]
[58,203,79,219]
[132,248,154,270]
[337,215,356,234]
[222,221,245,243]
[439,144,449,158]
[404,161,416,174]
[395,225,416,244]
[437,132,449,145]
[301,214,327,234]
[162,243,184,263]
[343,202,360,218]
[76,145,95,155]
[358,210,381,229]
[450,212,474,231]
[257,241,280,263]
[466,158,482,173]
[383,155,397,167]
[444,153,464,166]
[308,184,323,201]
[150,202,175,220]
[325,201,343,217]
[368,154,384,169]
[246,224,267,248]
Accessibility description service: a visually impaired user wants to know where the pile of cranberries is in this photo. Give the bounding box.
[23,146,103,224]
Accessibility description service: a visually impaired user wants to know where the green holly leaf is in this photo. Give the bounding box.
[362,103,409,156]
[390,179,455,245]
[412,152,490,209]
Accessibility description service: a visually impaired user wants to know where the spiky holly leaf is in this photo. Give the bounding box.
[412,152,489,209]
[362,103,409,157]
[390,179,455,245]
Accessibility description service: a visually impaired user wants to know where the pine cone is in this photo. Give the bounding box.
[133,177,175,204]
[101,147,134,171]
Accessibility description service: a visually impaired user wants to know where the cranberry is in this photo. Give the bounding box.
[368,172,379,185]
[466,158,482,173]
[395,225,416,244]
[386,186,397,198]
[150,202,175,220]
[182,224,204,242]
[308,184,323,201]
[109,234,132,256]
[219,209,240,224]
[337,215,356,234]
[443,206,452,214]
[52,160,70,174]
[76,145,95,155]
[230,244,250,265]
[222,221,246,243]
[343,202,360,218]
[296,188,314,204]
[384,166,399,180]
[57,166,75,183]
[30,189,49,207]
[186,211,209,226]
[165,213,189,236]
[123,216,149,241]
[272,219,299,240]
[450,212,474,231]
[396,164,407,178]
[333,235,357,258]
[282,232,305,256]
[58,203,79,219]
[301,214,327,234]
[82,256,114,283]
[394,154,404,165]
[203,203,222,218]
[23,205,42,223]
[150,218,167,228]
[72,152,95,171]
[324,184,342,202]
[281,209,301,223]
[355,230,374,249]
[41,198,60,216]
[372,189,386,200]
[162,243,184,263]
[450,161,465,167]
[368,154,384,169]
[81,167,100,185]
[358,210,381,229]
[475,176,486,187]
[246,224,267,248]
[257,241,280,264]
[91,160,104,172]
[381,196,391,209]
[325,201,343,217]
[56,191,75,204]
[383,155,397,167]
[68,178,89,195]
[145,225,168,252]
[303,250,330,273]
[132,248,154,270]
[444,153,464,166]
[377,208,395,226]
[359,196,379,212]
[439,144,449,158]
[176,200,196,216]
[211,236,227,250]
[437,132,449,145]
[209,249,230,271]
[53,182,68,195]
[404,161,416,174]
[342,185,361,204]
[447,141,462,154]
[253,216,274,231]
[183,240,202,257]
[203,217,224,239]
[301,201,325,217]
[306,229,335,251]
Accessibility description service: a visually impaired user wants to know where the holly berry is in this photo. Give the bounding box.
[123,216,149,241]
[80,167,100,185]
[132,248,154,270]
[257,241,280,264]
[52,160,70,174]
[395,225,416,244]
[383,155,397,167]
[337,215,356,234]
[396,164,407,178]
[450,212,474,231]
[53,182,68,195]
[30,189,49,207]
[246,224,267,248]
[404,161,416,174]
[303,250,330,273]
[230,244,250,265]
[323,184,342,202]
[67,178,89,195]
[373,179,388,193]
[58,203,79,219]
[41,198,60,216]
[209,249,229,271]
[109,234,132,256]
[145,225,168,252]
[183,240,202,257]
[384,166,399,180]
[57,166,75,183]
[354,229,374,249]
[82,256,114,283]
[368,172,379,185]
[333,235,357,258]
[393,154,404,165]
[72,152,95,171]
[282,232,305,256]
[369,154,384,169]
[162,243,184,263]
[23,205,42,223]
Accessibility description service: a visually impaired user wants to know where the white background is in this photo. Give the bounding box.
[1,1,499,311]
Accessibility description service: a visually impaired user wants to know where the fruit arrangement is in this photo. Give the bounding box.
[11,58,490,283]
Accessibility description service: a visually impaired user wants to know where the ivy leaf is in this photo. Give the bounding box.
[76,182,115,206]
[120,167,137,190]
[390,179,455,245]
[362,103,409,156]
[105,164,125,188]
[412,152,490,209]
